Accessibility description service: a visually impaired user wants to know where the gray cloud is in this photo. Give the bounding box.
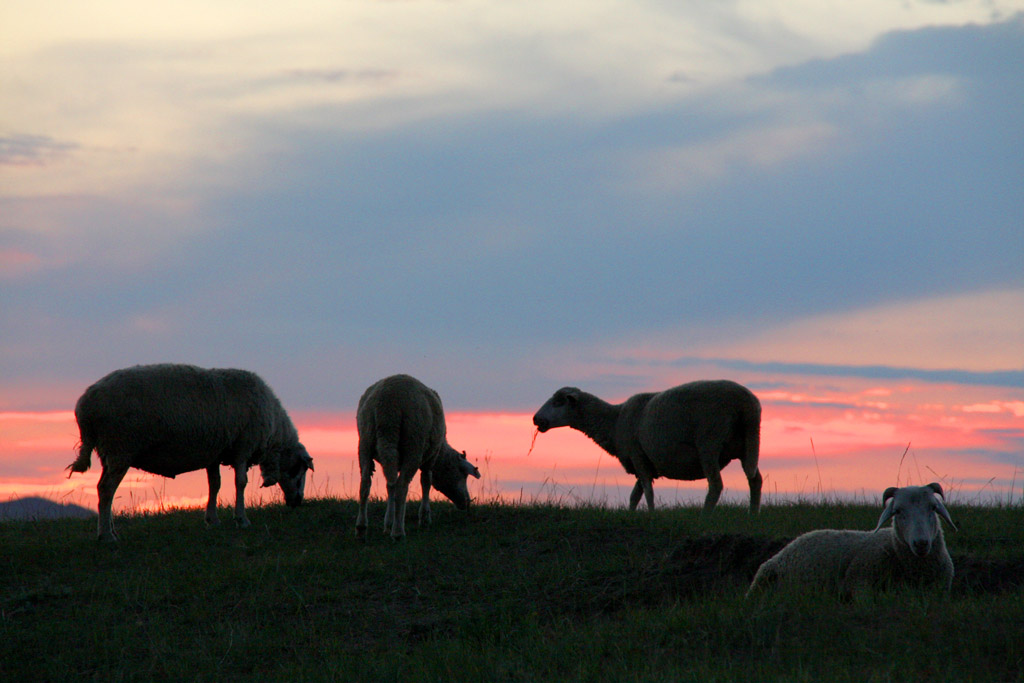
[2,17,1022,412]
[0,134,77,166]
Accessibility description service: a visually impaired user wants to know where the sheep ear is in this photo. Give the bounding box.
[873,498,895,532]
[460,458,481,479]
[934,498,957,531]
[926,482,944,499]
[261,473,278,488]
[303,452,314,471]
[882,486,898,504]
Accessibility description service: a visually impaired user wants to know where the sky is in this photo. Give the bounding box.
[2,1,1023,514]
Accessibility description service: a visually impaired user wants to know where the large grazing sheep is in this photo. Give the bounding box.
[747,483,957,598]
[67,364,314,541]
[355,374,481,540]
[532,380,762,512]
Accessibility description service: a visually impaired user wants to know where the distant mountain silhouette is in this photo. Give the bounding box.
[0,496,95,521]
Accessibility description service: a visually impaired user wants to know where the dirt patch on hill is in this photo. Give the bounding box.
[952,554,1024,595]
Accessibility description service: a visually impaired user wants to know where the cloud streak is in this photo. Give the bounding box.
[0,135,78,166]
[630,357,1024,389]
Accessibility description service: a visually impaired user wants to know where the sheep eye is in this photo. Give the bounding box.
[553,397,565,407]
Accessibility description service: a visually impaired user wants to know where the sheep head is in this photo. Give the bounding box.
[260,445,314,508]
[533,387,582,433]
[430,446,481,510]
[874,482,957,557]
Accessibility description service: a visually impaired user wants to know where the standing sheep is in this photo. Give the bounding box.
[67,364,314,541]
[747,483,956,597]
[532,380,762,512]
[355,374,481,540]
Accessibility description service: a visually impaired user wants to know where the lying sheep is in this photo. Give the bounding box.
[67,364,314,541]
[355,374,481,540]
[532,380,762,512]
[747,483,957,597]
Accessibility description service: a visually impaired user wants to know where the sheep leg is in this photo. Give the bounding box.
[355,441,375,538]
[390,476,411,540]
[96,461,129,542]
[232,465,251,528]
[355,464,373,539]
[383,480,396,533]
[702,469,724,513]
[381,459,400,534]
[389,459,421,539]
[746,468,763,513]
[380,458,402,535]
[419,468,433,528]
[628,480,644,510]
[629,457,657,510]
[205,464,221,526]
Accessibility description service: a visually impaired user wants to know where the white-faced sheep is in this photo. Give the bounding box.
[355,374,481,540]
[747,483,956,598]
[532,380,762,512]
[67,364,314,541]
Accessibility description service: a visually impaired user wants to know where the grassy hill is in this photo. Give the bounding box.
[2,498,1023,681]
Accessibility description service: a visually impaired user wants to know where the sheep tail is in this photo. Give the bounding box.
[66,440,94,477]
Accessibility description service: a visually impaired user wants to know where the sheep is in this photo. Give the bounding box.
[747,483,957,598]
[532,380,762,513]
[355,374,481,540]
[67,363,314,541]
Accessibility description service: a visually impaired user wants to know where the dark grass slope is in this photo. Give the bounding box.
[2,498,1023,681]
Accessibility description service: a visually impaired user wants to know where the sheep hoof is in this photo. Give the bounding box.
[234,517,251,529]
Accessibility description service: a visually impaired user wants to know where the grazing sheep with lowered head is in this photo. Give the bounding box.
[532,380,762,512]
[355,374,480,540]
[67,364,314,541]
[747,483,956,598]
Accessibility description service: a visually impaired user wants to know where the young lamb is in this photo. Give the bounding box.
[355,374,481,540]
[68,364,314,541]
[747,483,957,598]
[532,380,762,512]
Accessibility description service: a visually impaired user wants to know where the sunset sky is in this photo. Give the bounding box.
[2,2,1022,514]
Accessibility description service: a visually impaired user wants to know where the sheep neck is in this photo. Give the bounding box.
[573,393,622,457]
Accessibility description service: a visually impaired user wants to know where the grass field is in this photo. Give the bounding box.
[2,497,1023,682]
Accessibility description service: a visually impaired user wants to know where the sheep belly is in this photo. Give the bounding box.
[652,453,705,480]
[646,439,744,480]
[128,443,235,478]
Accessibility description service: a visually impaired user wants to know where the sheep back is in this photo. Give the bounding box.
[636,380,760,480]
[356,374,446,471]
